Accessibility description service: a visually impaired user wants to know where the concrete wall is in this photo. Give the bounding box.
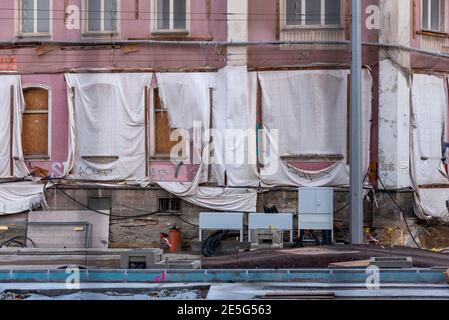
[0,185,442,249]
[44,187,206,248]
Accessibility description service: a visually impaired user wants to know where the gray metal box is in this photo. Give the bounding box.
[298,187,333,231]
[199,212,244,242]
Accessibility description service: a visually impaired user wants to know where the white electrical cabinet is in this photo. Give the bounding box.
[298,187,333,231]
[199,212,244,242]
[248,213,294,243]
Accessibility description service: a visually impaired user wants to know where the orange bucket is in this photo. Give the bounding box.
[168,226,182,253]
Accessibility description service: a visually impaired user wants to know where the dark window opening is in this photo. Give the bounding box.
[158,197,181,213]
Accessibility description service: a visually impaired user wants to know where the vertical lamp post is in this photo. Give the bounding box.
[350,0,363,244]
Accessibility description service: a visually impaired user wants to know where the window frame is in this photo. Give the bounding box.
[152,0,190,34]
[281,0,345,30]
[82,0,121,36]
[22,84,52,160]
[17,0,53,37]
[421,0,446,33]
[149,86,189,160]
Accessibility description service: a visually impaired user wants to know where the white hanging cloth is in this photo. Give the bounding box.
[0,181,45,215]
[0,75,28,178]
[64,73,152,182]
[155,71,257,212]
[211,66,260,187]
[410,74,449,221]
[258,69,373,187]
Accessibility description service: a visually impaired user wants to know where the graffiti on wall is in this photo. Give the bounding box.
[149,164,198,182]
[0,56,17,71]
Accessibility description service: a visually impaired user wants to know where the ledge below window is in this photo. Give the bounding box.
[281,154,344,162]
[81,31,120,39]
[81,155,119,163]
[16,33,51,40]
[149,155,188,162]
[417,30,449,38]
[24,155,50,160]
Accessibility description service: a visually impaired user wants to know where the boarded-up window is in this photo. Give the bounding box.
[153,87,182,156]
[22,88,49,158]
[22,87,49,158]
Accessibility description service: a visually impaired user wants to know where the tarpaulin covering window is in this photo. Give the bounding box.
[411,74,449,221]
[258,69,373,187]
[64,73,152,182]
[0,75,28,178]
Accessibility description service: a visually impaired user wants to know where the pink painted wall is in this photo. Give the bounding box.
[0,0,227,41]
[0,1,228,180]
[0,0,228,73]
[247,0,380,68]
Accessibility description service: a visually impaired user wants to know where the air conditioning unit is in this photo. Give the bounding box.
[298,187,334,241]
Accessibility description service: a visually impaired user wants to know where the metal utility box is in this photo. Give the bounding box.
[248,213,294,243]
[298,187,334,231]
[199,212,244,242]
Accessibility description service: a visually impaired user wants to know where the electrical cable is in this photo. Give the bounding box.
[0,170,39,184]
[48,180,162,220]
[376,172,422,249]
[201,230,240,257]
[175,215,199,228]
[0,236,36,248]
[332,171,370,214]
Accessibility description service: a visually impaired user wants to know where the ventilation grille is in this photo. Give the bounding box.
[158,198,181,213]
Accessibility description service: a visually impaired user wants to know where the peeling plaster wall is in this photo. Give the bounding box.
[378,59,411,188]
[227,0,248,66]
[379,0,411,68]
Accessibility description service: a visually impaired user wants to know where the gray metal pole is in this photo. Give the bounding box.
[350,0,363,244]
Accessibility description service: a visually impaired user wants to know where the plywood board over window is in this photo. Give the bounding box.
[22,87,50,159]
[151,87,184,158]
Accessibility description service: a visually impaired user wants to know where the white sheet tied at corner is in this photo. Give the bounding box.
[258,69,373,188]
[64,73,152,182]
[0,181,46,215]
[411,74,449,221]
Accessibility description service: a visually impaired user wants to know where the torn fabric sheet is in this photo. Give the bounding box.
[158,181,257,212]
[0,181,45,215]
[0,75,28,178]
[211,66,260,187]
[155,72,215,184]
[258,69,372,187]
[155,70,258,211]
[410,74,449,220]
[155,72,213,130]
[64,73,152,182]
